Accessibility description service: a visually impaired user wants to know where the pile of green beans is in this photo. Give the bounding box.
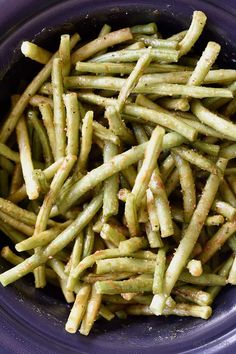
[0,10,236,336]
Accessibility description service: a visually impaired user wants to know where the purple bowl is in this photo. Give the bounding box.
[0,1,236,353]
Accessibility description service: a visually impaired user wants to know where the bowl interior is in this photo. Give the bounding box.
[0,1,236,353]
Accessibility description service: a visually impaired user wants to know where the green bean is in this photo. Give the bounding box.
[179,271,226,286]
[205,215,224,226]
[59,278,75,303]
[82,223,95,259]
[188,42,221,86]
[117,48,151,112]
[207,256,234,299]
[159,158,227,313]
[138,202,148,223]
[145,222,163,248]
[127,303,212,319]
[52,58,66,159]
[105,106,135,144]
[75,92,221,139]
[207,83,235,113]
[132,250,157,260]
[228,255,236,285]
[132,126,164,208]
[101,223,126,247]
[160,155,175,183]
[172,146,218,175]
[178,115,232,140]
[15,224,70,252]
[65,283,91,333]
[139,69,235,86]
[33,169,49,194]
[28,110,54,166]
[172,285,213,306]
[47,258,67,280]
[172,152,196,223]
[219,179,236,208]
[222,97,236,117]
[65,76,231,99]
[30,95,53,107]
[92,121,120,146]
[8,158,64,204]
[200,221,236,264]
[67,233,84,291]
[227,176,236,197]
[0,210,34,236]
[83,272,133,283]
[47,192,103,254]
[225,168,236,176]
[90,48,178,64]
[158,97,190,112]
[178,11,207,57]
[146,189,159,231]
[131,23,157,34]
[96,257,154,275]
[121,166,137,188]
[0,33,80,143]
[21,41,52,64]
[149,168,174,238]
[132,123,149,145]
[212,200,236,220]
[63,93,80,156]
[60,143,147,213]
[39,103,56,159]
[0,143,20,163]
[99,304,115,321]
[168,30,188,42]
[71,28,133,64]
[192,99,236,141]
[153,248,167,294]
[0,223,25,244]
[125,42,146,51]
[133,94,197,141]
[95,276,153,294]
[34,155,76,237]
[73,249,122,279]
[192,141,220,157]
[16,116,39,200]
[76,111,93,173]
[227,234,236,252]
[102,294,147,305]
[0,192,103,286]
[94,24,112,57]
[75,62,192,75]
[124,193,140,237]
[79,284,102,336]
[119,237,148,254]
[1,246,25,265]
[165,168,179,197]
[103,142,119,220]
[9,163,23,195]
[134,35,178,49]
[31,127,42,163]
[92,212,104,233]
[59,34,71,76]
[220,143,236,159]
